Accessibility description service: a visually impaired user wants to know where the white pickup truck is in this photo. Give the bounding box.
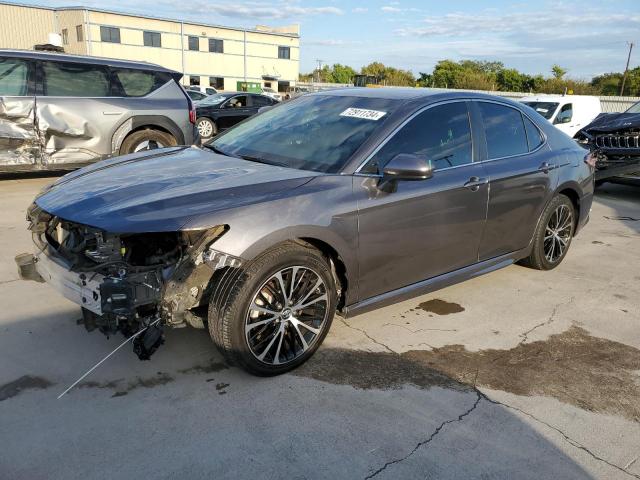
[519,95,601,138]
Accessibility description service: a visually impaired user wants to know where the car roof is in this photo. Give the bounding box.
[0,49,179,74]
[315,87,529,108]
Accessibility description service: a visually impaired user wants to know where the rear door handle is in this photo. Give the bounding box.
[464,176,488,191]
[538,162,557,173]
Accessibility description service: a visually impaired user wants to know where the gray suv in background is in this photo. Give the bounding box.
[0,50,196,172]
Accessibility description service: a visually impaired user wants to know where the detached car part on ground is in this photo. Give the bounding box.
[16,89,594,375]
[0,50,196,173]
[575,101,640,182]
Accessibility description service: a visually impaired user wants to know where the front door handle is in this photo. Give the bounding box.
[538,162,557,173]
[464,176,488,191]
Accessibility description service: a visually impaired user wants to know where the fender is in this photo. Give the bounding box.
[234,226,359,306]
[111,115,186,153]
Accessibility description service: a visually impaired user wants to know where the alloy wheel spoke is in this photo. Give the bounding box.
[274,271,289,305]
[295,293,328,310]
[250,302,279,316]
[245,315,278,334]
[290,319,309,351]
[257,325,283,361]
[295,278,323,308]
[294,319,321,335]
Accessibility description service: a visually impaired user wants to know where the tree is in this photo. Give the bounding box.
[551,64,567,80]
[360,62,387,81]
[329,63,357,84]
[497,68,526,91]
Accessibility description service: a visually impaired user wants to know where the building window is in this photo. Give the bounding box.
[61,29,68,45]
[278,46,290,59]
[76,25,83,42]
[208,38,224,53]
[189,76,200,86]
[188,36,199,51]
[264,81,272,88]
[143,31,161,48]
[100,26,121,44]
[209,76,224,89]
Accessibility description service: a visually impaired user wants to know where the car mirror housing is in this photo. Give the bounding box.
[382,153,433,181]
[378,153,433,190]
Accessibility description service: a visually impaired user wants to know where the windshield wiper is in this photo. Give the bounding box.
[202,143,237,158]
[238,155,289,168]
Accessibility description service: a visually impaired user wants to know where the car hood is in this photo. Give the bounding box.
[35,146,322,233]
[581,112,640,134]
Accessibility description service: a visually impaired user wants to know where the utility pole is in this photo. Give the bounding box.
[315,59,323,83]
[620,41,634,96]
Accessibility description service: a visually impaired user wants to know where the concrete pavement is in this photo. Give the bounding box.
[1,176,639,479]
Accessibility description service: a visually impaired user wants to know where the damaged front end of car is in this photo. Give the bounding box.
[576,114,640,181]
[15,203,242,360]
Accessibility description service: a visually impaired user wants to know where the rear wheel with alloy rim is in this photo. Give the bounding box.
[196,117,216,140]
[208,242,336,375]
[120,129,176,154]
[522,194,575,270]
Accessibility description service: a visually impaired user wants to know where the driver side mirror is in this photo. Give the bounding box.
[379,153,433,189]
[555,113,572,124]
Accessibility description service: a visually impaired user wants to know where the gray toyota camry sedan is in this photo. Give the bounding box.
[16,88,594,375]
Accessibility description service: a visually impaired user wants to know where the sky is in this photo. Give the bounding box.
[21,0,640,79]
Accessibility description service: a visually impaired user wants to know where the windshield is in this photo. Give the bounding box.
[198,94,228,106]
[208,94,399,173]
[625,101,640,114]
[522,102,560,120]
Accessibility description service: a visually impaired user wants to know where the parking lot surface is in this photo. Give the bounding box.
[1,175,639,479]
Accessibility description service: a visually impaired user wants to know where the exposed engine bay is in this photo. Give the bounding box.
[17,203,241,360]
[575,111,640,181]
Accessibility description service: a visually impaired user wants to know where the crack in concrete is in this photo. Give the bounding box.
[382,323,458,334]
[518,297,574,345]
[363,386,639,480]
[482,394,640,480]
[338,317,396,354]
[0,279,19,285]
[365,391,483,479]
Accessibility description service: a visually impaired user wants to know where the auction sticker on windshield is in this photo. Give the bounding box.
[340,108,387,121]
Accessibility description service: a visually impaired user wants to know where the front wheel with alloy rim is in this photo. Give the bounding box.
[196,117,217,140]
[208,242,336,375]
[522,194,575,270]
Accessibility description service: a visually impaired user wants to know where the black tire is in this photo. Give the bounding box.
[120,129,177,154]
[522,194,575,270]
[208,241,336,376]
[196,117,217,140]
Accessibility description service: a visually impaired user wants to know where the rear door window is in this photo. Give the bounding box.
[112,68,169,97]
[364,101,473,174]
[251,95,273,107]
[42,61,110,97]
[0,57,29,96]
[478,102,528,159]
[523,115,544,151]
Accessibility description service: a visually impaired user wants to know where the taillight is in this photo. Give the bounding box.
[189,106,196,124]
[584,151,597,167]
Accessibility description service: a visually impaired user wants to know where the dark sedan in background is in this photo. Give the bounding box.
[17,88,594,375]
[195,92,278,140]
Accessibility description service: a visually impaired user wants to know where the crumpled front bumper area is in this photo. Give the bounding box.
[16,204,241,360]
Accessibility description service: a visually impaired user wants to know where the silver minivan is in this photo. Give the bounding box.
[0,49,196,172]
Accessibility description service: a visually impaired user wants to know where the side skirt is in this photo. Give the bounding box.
[343,246,531,318]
